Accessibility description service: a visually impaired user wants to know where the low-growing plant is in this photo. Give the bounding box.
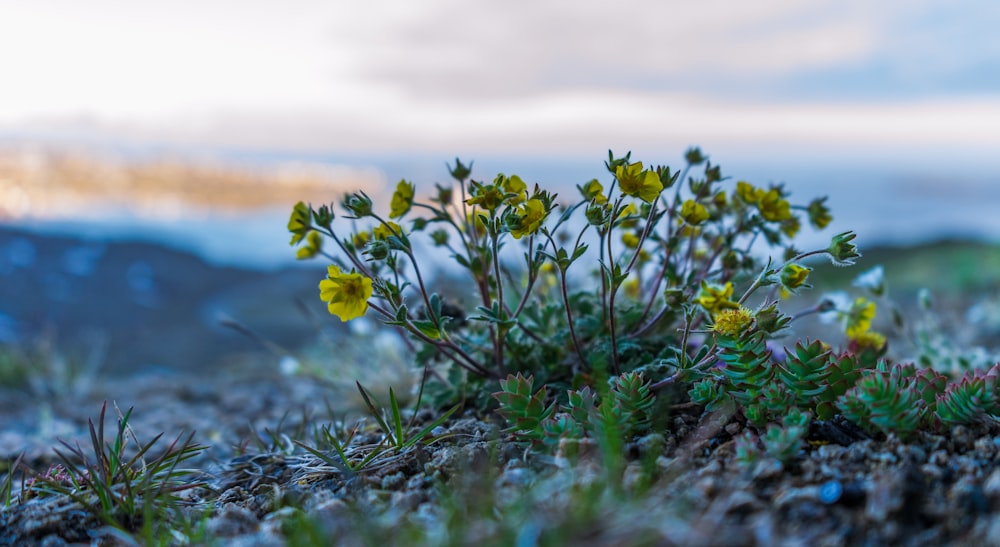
[21,402,206,533]
[289,149,839,405]
[0,330,107,396]
[289,148,1000,465]
[491,370,655,449]
[295,379,458,474]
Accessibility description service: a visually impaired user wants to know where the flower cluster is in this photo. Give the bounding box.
[289,148,846,411]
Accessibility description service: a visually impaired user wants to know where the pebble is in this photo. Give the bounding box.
[921,462,945,481]
[846,442,869,463]
[774,485,820,508]
[206,505,260,537]
[819,480,866,506]
[983,468,1000,500]
[724,490,763,514]
[929,449,949,466]
[380,471,406,490]
[499,467,533,488]
[751,458,784,480]
[816,443,846,461]
[865,472,904,522]
[819,480,843,505]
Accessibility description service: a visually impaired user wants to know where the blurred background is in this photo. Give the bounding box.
[1,0,999,375]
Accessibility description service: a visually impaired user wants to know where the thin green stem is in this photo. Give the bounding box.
[489,225,507,375]
[605,196,628,375]
[543,232,588,368]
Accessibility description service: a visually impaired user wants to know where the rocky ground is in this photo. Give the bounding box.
[3,230,1000,545]
[3,366,1000,546]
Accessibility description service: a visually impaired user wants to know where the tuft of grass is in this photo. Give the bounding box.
[23,401,206,533]
[295,380,459,475]
[0,330,107,397]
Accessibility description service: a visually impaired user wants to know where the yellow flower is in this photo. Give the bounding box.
[296,230,323,260]
[680,200,709,225]
[781,216,801,238]
[389,179,414,219]
[780,263,812,291]
[844,297,876,339]
[736,181,762,204]
[615,162,663,203]
[319,265,373,322]
[850,330,886,352]
[352,231,370,249]
[466,181,506,211]
[696,281,738,316]
[623,276,641,298]
[502,174,528,204]
[758,188,792,222]
[807,197,833,230]
[288,201,312,245]
[580,179,607,204]
[621,231,640,249]
[617,202,639,219]
[509,198,547,239]
[713,306,754,337]
[373,221,402,241]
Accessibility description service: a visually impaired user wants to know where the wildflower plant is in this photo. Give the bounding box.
[290,147,1000,459]
[290,148,843,410]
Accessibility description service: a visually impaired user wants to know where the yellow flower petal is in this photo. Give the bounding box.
[389,179,415,219]
[318,266,373,322]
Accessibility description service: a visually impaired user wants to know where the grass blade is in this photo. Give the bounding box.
[390,388,405,450]
[401,403,461,449]
[355,381,395,446]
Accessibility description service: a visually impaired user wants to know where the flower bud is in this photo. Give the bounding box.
[586,203,610,226]
[780,263,812,292]
[605,149,631,174]
[288,201,312,245]
[807,197,833,230]
[411,217,428,231]
[657,165,680,189]
[344,192,373,218]
[435,183,453,205]
[313,204,334,229]
[365,239,390,260]
[755,302,790,335]
[448,158,472,182]
[663,288,684,308]
[705,163,721,184]
[431,229,449,247]
[827,231,861,267]
[685,147,706,165]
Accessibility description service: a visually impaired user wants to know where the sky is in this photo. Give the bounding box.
[2,0,1000,264]
[2,0,1000,160]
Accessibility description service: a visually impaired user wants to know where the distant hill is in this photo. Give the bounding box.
[0,147,383,221]
[0,225,335,374]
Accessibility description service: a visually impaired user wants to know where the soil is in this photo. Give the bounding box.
[3,367,1000,546]
[3,230,1000,545]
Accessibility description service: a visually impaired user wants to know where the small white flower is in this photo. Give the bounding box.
[852,265,885,297]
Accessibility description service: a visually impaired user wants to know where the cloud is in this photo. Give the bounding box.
[330,0,881,100]
[2,0,998,158]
